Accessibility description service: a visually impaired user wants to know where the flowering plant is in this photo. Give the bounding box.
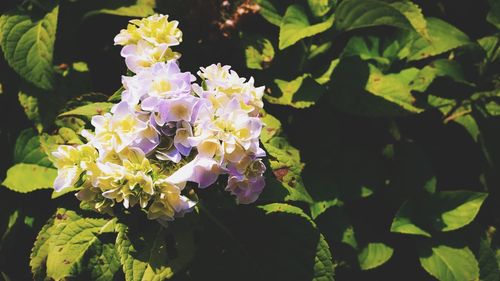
[1,1,498,280]
[53,14,267,223]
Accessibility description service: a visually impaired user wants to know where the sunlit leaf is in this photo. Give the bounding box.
[418,241,479,281]
[358,243,394,270]
[266,74,325,108]
[59,102,114,117]
[279,4,335,50]
[0,6,58,90]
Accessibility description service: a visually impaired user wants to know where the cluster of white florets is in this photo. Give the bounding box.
[52,14,266,223]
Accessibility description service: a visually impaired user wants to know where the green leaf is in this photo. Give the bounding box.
[419,242,479,281]
[59,102,114,117]
[30,209,82,280]
[1,128,58,193]
[478,35,500,64]
[30,209,117,281]
[116,221,195,281]
[260,203,316,225]
[0,6,58,90]
[426,95,480,142]
[241,33,275,70]
[307,0,336,17]
[263,137,313,203]
[266,74,325,108]
[0,211,20,252]
[314,233,335,281]
[365,66,423,113]
[329,57,424,117]
[83,2,155,20]
[487,0,500,29]
[432,191,488,232]
[2,164,56,193]
[478,239,500,281]
[259,203,334,281]
[109,86,125,102]
[310,200,340,220]
[391,191,488,236]
[315,59,339,85]
[358,243,394,270]
[82,238,121,281]
[308,42,333,60]
[13,128,51,167]
[18,91,43,132]
[335,0,428,39]
[390,199,432,237]
[390,1,429,39]
[342,36,393,67]
[254,0,282,26]
[399,18,470,62]
[279,4,335,50]
[45,219,117,280]
[259,111,282,143]
[411,59,474,93]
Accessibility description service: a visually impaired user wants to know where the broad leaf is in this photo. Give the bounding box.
[13,129,51,167]
[310,200,339,220]
[0,6,58,90]
[260,203,315,224]
[335,0,428,39]
[307,0,336,17]
[365,66,423,113]
[241,33,275,70]
[411,59,474,93]
[116,221,195,281]
[418,241,479,281]
[390,1,429,39]
[391,191,488,236]
[30,209,117,280]
[83,1,155,20]
[358,243,394,270]
[59,102,114,117]
[478,239,500,281]
[427,95,480,142]
[431,191,488,232]
[263,136,313,203]
[18,91,43,132]
[30,209,83,280]
[329,57,424,117]
[259,111,282,143]
[259,204,334,281]
[266,74,325,108]
[45,219,117,279]
[259,113,312,204]
[2,128,58,193]
[398,18,470,62]
[2,164,56,193]
[81,238,121,281]
[342,36,393,67]
[279,4,335,50]
[254,0,282,26]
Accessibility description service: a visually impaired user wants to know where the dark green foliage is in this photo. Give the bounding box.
[1,0,500,280]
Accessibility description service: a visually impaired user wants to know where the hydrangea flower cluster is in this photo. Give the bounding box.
[52,14,267,223]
